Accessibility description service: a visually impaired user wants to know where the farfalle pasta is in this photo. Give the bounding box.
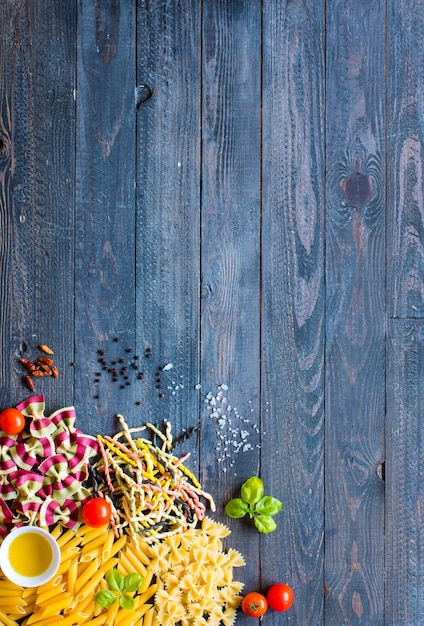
[149,517,245,626]
[0,395,99,536]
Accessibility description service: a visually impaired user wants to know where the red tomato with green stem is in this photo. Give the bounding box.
[266,583,294,612]
[241,592,268,618]
[81,498,112,527]
[0,408,26,434]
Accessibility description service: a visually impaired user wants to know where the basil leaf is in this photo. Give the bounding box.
[124,573,144,592]
[255,496,283,517]
[107,569,125,591]
[95,590,118,608]
[241,476,264,505]
[225,498,249,518]
[254,514,277,533]
[120,594,135,610]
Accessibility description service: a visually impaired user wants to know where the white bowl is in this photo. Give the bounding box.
[0,526,61,587]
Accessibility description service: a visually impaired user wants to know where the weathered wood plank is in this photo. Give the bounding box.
[0,1,76,412]
[325,2,386,623]
[135,0,201,460]
[386,320,424,625]
[75,0,136,434]
[387,3,424,319]
[262,1,325,624]
[200,0,262,605]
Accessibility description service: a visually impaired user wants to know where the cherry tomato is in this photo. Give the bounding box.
[0,408,25,434]
[81,498,112,527]
[241,592,268,618]
[266,583,294,612]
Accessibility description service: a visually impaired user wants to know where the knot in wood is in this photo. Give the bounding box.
[135,84,153,109]
[0,135,11,172]
[342,171,372,208]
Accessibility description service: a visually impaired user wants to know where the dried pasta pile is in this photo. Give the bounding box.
[93,415,215,540]
[0,517,244,626]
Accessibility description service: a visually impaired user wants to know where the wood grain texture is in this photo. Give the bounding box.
[325,1,386,624]
[200,0,262,602]
[0,1,76,412]
[135,0,201,458]
[386,320,424,626]
[387,2,424,318]
[75,0,136,434]
[262,1,325,624]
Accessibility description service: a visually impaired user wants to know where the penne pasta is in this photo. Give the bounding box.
[0,610,20,626]
[38,592,73,618]
[82,615,107,626]
[0,578,24,591]
[74,557,99,595]
[57,545,79,563]
[134,583,157,608]
[107,534,127,559]
[35,582,66,606]
[123,547,149,574]
[43,612,87,626]
[0,598,27,617]
[79,524,110,543]
[106,599,120,624]
[115,608,145,626]
[101,527,115,561]
[56,527,80,549]
[37,574,62,595]
[68,591,95,617]
[115,551,138,576]
[79,546,103,562]
[74,557,119,603]
[135,602,153,618]
[142,606,155,626]
[81,533,108,553]
[66,556,78,596]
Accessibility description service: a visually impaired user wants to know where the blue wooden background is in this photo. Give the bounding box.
[0,1,423,625]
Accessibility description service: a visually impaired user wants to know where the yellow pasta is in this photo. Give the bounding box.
[81,615,107,626]
[114,554,133,576]
[142,606,155,626]
[81,533,106,554]
[74,557,99,595]
[106,534,127,559]
[134,583,157,607]
[115,609,145,626]
[0,601,26,615]
[69,591,96,617]
[43,613,86,626]
[37,574,62,595]
[57,544,79,563]
[106,599,120,624]
[34,582,66,606]
[73,557,119,603]
[138,567,154,594]
[0,610,20,626]
[123,546,149,573]
[101,526,115,561]
[66,557,78,596]
[38,592,73,618]
[0,578,24,592]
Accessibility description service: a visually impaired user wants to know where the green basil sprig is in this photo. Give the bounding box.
[225,476,282,533]
[95,569,144,610]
